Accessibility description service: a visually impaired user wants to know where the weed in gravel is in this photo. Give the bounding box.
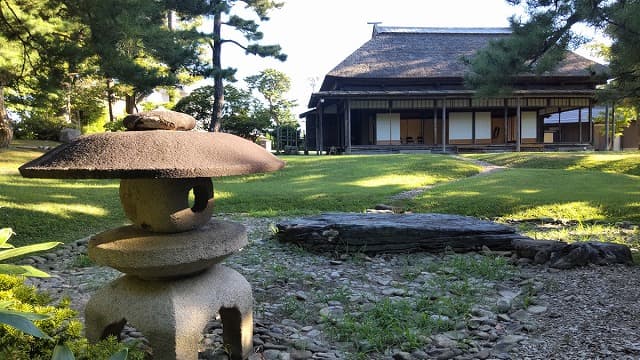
[327,254,517,357]
[280,297,315,324]
[427,253,517,281]
[321,286,352,305]
[71,254,94,268]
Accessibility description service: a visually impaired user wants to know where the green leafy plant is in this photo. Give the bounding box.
[0,229,139,359]
[0,228,61,338]
[103,120,125,132]
[52,344,128,360]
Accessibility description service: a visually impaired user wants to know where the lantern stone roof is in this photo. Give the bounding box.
[19,131,285,179]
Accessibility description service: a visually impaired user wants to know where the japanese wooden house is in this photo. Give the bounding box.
[301,26,609,153]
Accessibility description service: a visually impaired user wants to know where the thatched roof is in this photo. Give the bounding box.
[325,26,607,83]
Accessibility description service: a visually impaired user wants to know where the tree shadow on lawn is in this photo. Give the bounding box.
[0,178,124,246]
[471,152,640,176]
[213,154,481,215]
[407,168,640,223]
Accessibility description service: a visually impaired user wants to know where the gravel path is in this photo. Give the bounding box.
[21,216,640,360]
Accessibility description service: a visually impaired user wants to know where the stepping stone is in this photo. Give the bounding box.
[275,212,530,254]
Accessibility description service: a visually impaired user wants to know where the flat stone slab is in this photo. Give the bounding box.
[276,213,634,269]
[275,213,530,254]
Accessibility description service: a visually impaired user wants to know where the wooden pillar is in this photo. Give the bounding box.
[318,100,324,155]
[578,106,583,144]
[504,100,508,144]
[516,98,521,152]
[604,104,610,150]
[611,105,616,150]
[314,114,319,155]
[557,107,561,143]
[441,99,447,152]
[345,100,352,154]
[433,102,438,145]
[472,112,476,144]
[588,100,593,145]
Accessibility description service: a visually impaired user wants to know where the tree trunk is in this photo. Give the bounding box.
[107,79,115,122]
[0,85,13,148]
[209,11,223,132]
[125,93,137,114]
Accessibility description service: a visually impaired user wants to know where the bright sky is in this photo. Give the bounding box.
[214,0,604,118]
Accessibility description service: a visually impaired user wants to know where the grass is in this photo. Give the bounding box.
[213,155,480,216]
[2,140,639,246]
[447,151,640,250]
[406,167,640,222]
[465,151,640,176]
[0,143,480,245]
[0,144,124,246]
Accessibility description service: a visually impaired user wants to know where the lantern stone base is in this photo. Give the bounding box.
[88,219,248,280]
[85,265,253,360]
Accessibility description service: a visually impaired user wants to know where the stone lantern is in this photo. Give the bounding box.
[19,110,284,360]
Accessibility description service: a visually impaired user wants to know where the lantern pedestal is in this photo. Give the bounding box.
[85,264,253,360]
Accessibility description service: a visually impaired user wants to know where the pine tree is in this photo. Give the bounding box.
[68,0,204,114]
[169,0,287,131]
[0,0,86,146]
[465,0,639,107]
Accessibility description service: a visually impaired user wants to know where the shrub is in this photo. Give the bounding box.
[13,113,67,141]
[103,119,126,132]
[0,228,142,359]
[0,277,143,359]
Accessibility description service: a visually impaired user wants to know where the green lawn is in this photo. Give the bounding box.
[465,152,640,176]
[213,155,480,216]
[406,167,639,222]
[0,144,480,245]
[401,152,639,250]
[1,144,124,246]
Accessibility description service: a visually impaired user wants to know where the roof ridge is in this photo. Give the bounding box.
[374,25,512,36]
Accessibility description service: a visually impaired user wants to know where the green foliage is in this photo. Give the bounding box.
[13,113,67,141]
[0,228,141,359]
[245,68,296,126]
[63,338,138,360]
[593,102,639,136]
[0,0,88,141]
[173,84,272,138]
[604,0,640,104]
[222,85,272,140]
[70,0,202,94]
[0,228,61,338]
[173,85,216,129]
[0,274,142,359]
[0,228,60,277]
[103,120,126,133]
[169,0,287,129]
[466,0,638,106]
[70,78,109,132]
